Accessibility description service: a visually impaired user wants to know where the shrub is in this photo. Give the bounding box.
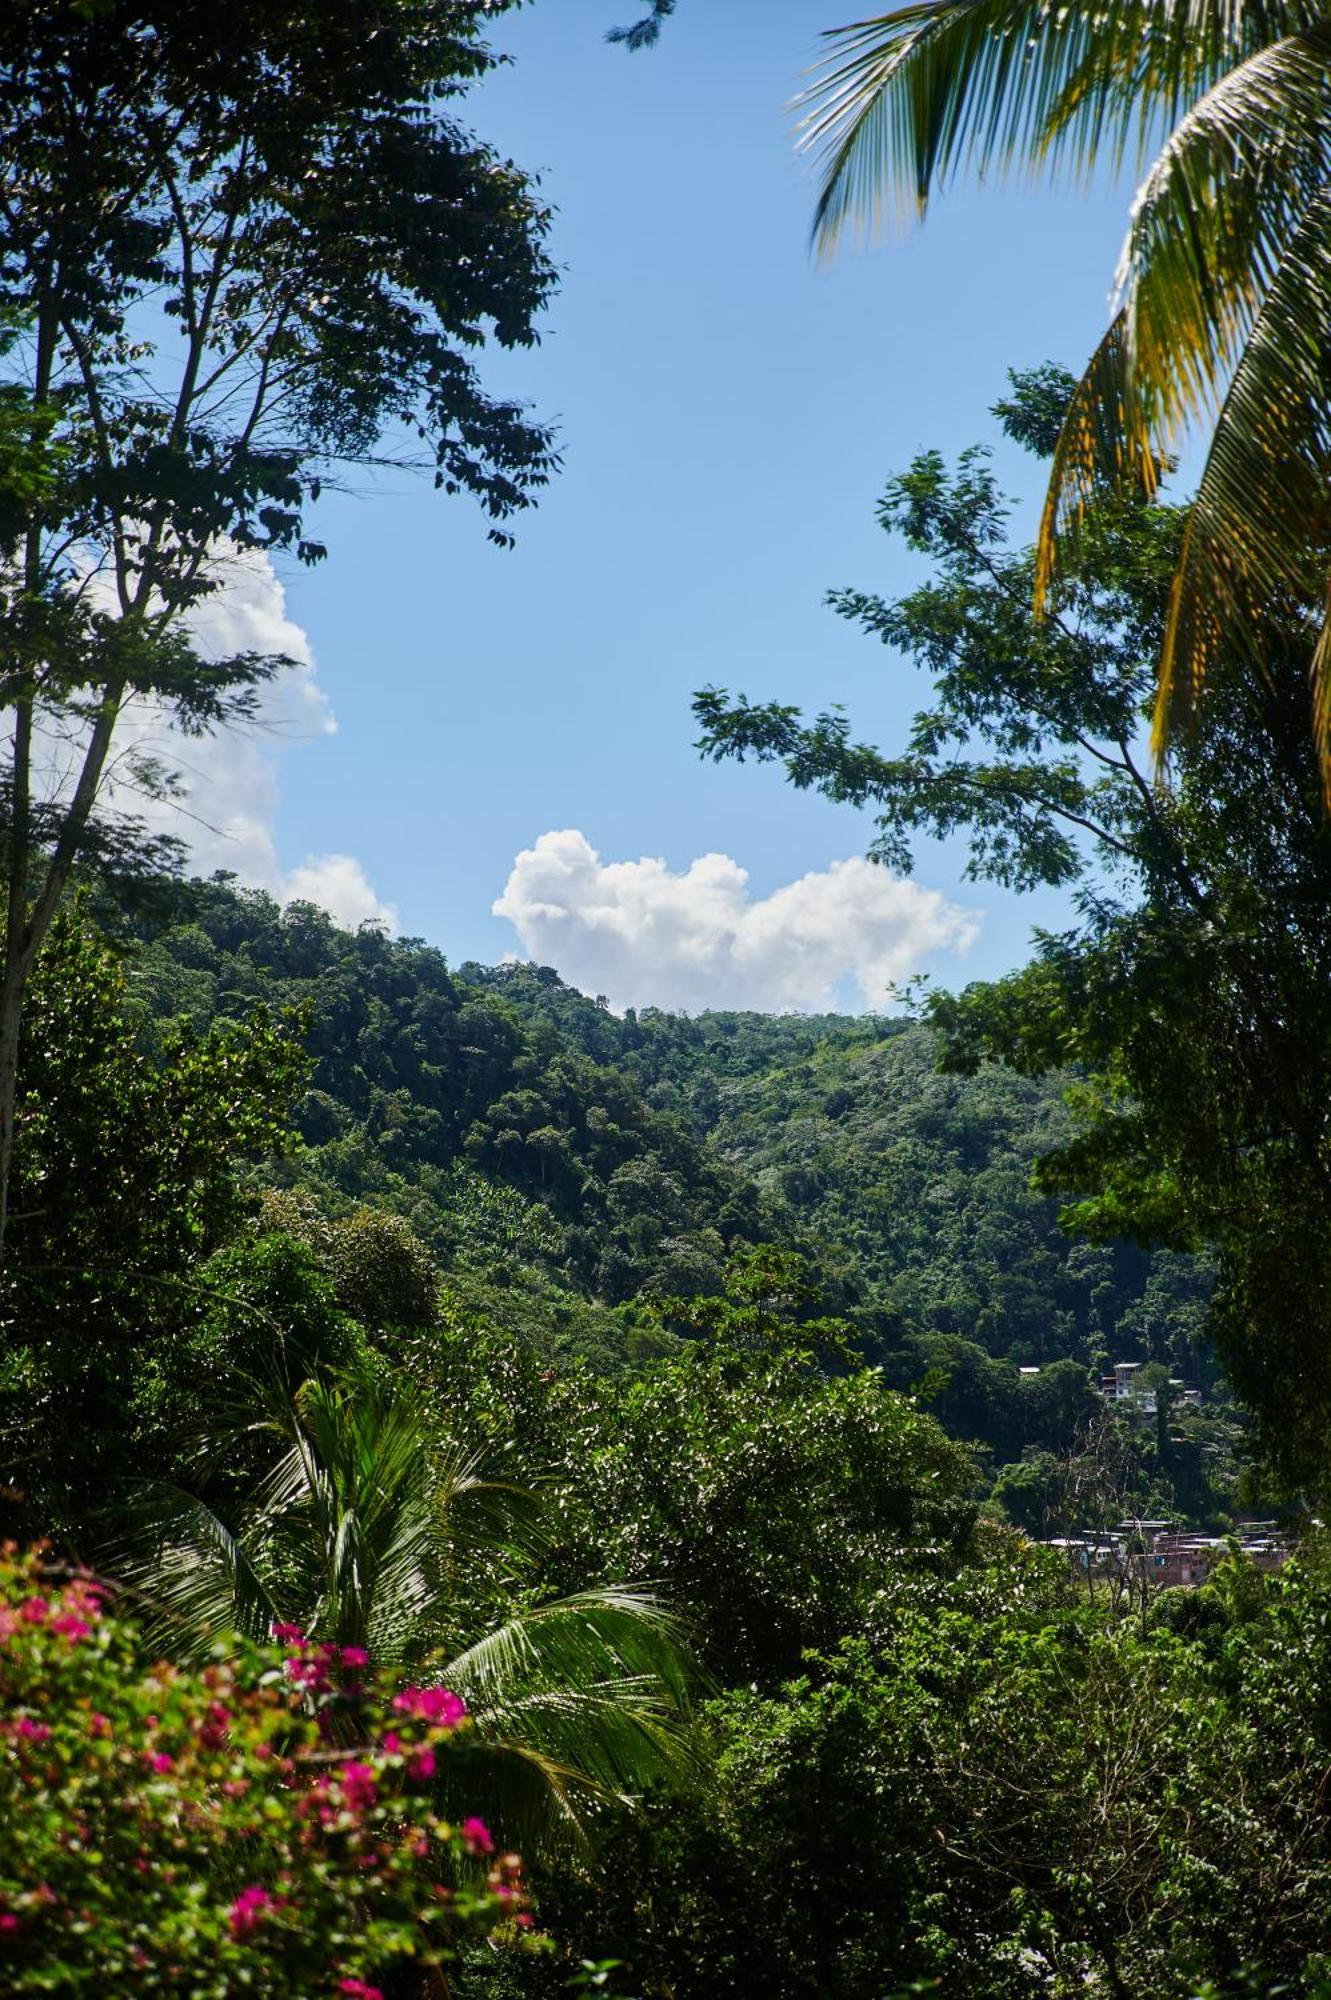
[0,1546,531,1995]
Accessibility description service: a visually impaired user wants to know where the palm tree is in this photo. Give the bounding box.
[799,4,1331,787]
[110,1367,697,1857]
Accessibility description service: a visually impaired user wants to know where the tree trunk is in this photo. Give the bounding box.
[0,679,36,1278]
[0,301,57,1275]
[0,955,25,1272]
[0,680,123,1273]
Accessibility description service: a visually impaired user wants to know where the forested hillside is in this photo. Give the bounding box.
[122,874,1226,1507]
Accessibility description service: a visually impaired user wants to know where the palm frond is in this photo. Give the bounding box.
[105,1482,281,1656]
[441,1586,695,1712]
[1045,1,1319,168]
[104,1367,701,1860]
[432,1732,608,1860]
[1034,310,1161,608]
[798,0,1285,252]
[1150,179,1331,771]
[438,1588,700,1854]
[444,1589,697,1787]
[1116,31,1331,437]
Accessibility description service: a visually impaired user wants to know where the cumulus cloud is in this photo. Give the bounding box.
[493,828,980,1013]
[96,546,396,931]
[281,852,396,932]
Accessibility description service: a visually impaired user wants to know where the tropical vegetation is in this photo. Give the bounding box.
[0,1545,530,1995]
[114,1363,697,1859]
[10,4,1331,1997]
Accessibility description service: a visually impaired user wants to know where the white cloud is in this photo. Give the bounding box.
[94,546,396,931]
[283,853,396,932]
[493,828,980,1013]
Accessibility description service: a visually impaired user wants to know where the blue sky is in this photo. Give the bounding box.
[219,0,1145,1010]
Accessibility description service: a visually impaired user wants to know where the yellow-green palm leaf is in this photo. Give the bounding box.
[800,1,1331,787]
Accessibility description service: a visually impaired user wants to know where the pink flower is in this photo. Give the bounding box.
[381,1731,402,1755]
[200,1701,230,1750]
[391,1685,467,1728]
[88,1713,110,1739]
[15,1717,50,1743]
[406,1745,436,1783]
[18,1597,47,1624]
[461,1816,494,1857]
[271,1622,305,1646]
[340,1762,377,1814]
[285,1656,331,1694]
[145,1751,174,1774]
[335,1981,385,2000]
[0,1913,18,1936]
[340,1645,370,1668]
[61,1581,103,1623]
[50,1613,91,1644]
[228,1884,275,1940]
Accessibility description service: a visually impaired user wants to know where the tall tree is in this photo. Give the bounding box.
[697,369,1331,1484]
[0,901,311,1531]
[0,1,557,1259]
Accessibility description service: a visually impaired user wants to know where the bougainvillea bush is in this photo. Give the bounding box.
[0,1546,530,1995]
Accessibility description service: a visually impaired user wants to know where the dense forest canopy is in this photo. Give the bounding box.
[122,873,1212,1385]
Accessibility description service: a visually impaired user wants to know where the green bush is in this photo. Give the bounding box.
[0,1546,531,1995]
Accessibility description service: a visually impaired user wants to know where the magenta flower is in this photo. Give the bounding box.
[340,1645,370,1668]
[15,1717,50,1743]
[199,1700,230,1750]
[406,1745,436,1783]
[335,1981,385,2000]
[461,1816,494,1857]
[285,1656,331,1694]
[340,1761,378,1814]
[50,1612,91,1644]
[271,1621,305,1646]
[18,1597,48,1624]
[145,1751,174,1774]
[0,1912,19,1936]
[228,1884,275,1940]
[391,1685,467,1728]
[61,1581,103,1623]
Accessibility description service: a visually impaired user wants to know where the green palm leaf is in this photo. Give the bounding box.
[798,1,1290,250]
[104,1364,698,1858]
[798,0,1331,785]
[108,1481,281,1653]
[438,1589,699,1854]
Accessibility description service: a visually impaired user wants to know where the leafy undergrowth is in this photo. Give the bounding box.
[0,1546,531,1996]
